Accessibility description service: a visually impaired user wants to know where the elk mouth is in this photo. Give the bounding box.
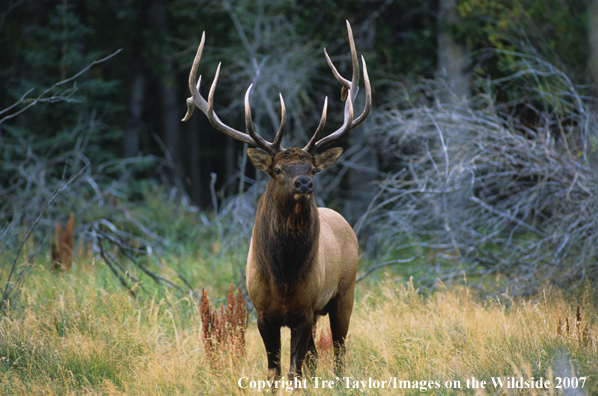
[293,193,311,201]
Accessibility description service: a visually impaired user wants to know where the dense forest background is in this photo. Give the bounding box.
[1,0,443,209]
[2,0,591,208]
[2,0,598,298]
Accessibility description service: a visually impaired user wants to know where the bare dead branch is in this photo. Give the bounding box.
[357,50,598,294]
[0,49,122,126]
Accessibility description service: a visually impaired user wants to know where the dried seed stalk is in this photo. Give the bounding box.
[200,284,249,369]
[316,327,333,356]
[51,213,75,270]
[556,305,594,348]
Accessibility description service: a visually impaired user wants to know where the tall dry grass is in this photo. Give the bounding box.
[0,262,596,395]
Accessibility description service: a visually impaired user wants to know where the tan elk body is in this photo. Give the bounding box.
[182,21,371,379]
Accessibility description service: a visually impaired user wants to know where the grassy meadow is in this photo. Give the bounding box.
[0,246,597,395]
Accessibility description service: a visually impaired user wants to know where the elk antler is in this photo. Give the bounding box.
[303,20,372,154]
[182,32,285,155]
[183,21,370,156]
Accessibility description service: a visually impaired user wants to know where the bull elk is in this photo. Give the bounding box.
[182,21,371,379]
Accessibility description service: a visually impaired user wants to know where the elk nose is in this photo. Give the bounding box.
[294,176,313,194]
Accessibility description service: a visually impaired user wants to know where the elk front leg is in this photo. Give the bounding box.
[289,314,314,378]
[257,315,281,381]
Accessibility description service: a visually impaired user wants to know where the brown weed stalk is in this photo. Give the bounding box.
[316,326,333,357]
[200,284,248,369]
[556,305,594,347]
[51,213,74,271]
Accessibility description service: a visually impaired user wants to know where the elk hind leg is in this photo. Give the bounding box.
[328,287,355,374]
[304,316,319,372]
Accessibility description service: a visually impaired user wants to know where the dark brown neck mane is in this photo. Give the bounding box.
[253,182,320,292]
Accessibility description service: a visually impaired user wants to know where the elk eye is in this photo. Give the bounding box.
[274,167,282,175]
[312,167,318,174]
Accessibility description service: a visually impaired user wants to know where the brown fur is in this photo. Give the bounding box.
[246,147,358,380]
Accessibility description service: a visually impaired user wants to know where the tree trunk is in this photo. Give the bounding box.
[590,0,598,88]
[437,0,470,227]
[589,1,598,113]
[343,21,379,227]
[437,0,469,103]
[149,0,185,192]
[121,2,147,159]
[589,0,598,169]
[161,64,184,187]
[225,137,236,196]
[588,0,598,302]
[122,62,144,158]
[343,140,379,226]
[188,115,203,207]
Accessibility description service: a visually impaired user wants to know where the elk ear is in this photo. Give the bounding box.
[314,147,343,172]
[247,148,272,173]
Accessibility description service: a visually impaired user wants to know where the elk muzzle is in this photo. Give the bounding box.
[293,175,313,201]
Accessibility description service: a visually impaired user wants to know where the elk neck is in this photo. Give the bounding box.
[253,180,320,291]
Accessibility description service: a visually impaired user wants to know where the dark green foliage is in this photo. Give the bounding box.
[1,0,592,205]
[3,1,120,156]
[457,0,589,80]
[1,0,444,209]
[0,1,123,226]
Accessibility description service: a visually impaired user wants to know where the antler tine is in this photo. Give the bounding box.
[347,20,360,102]
[306,20,370,154]
[182,32,279,151]
[272,93,286,152]
[205,63,254,145]
[309,93,353,153]
[323,49,350,91]
[323,20,360,100]
[352,55,371,128]
[244,84,281,154]
[182,32,207,122]
[302,97,328,153]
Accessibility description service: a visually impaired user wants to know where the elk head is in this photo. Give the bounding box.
[246,147,342,206]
